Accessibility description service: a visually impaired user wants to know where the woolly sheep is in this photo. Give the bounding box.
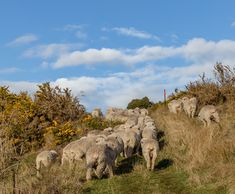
[198,105,220,126]
[87,130,101,137]
[61,136,96,167]
[85,144,116,180]
[106,135,124,156]
[182,97,197,118]
[91,108,103,118]
[168,99,183,114]
[140,108,148,116]
[116,130,140,158]
[141,138,159,171]
[36,150,58,177]
[142,127,157,140]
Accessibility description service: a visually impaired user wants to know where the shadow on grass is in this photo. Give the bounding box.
[115,155,143,175]
[157,130,166,151]
[155,159,173,171]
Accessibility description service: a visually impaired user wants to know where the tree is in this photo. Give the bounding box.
[127,96,153,109]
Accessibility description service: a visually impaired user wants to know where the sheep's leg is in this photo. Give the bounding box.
[36,161,41,178]
[206,118,211,126]
[96,162,106,179]
[151,152,157,171]
[107,164,114,178]
[143,152,151,170]
[86,167,93,181]
[202,119,207,127]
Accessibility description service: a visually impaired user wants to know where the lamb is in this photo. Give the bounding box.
[168,99,183,114]
[141,138,159,171]
[182,97,197,118]
[198,105,220,126]
[36,150,58,177]
[85,144,116,180]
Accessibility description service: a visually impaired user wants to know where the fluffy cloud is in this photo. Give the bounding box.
[0,67,20,74]
[0,63,214,112]
[7,34,38,47]
[23,43,83,59]
[112,27,160,41]
[52,38,235,69]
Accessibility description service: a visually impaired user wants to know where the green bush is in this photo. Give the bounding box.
[127,96,153,109]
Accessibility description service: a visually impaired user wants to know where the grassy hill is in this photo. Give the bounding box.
[1,64,235,193]
[1,103,234,194]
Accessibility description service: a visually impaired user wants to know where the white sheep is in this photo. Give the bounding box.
[87,130,101,137]
[142,127,157,140]
[61,136,95,167]
[140,108,148,116]
[91,108,103,118]
[36,150,58,177]
[117,130,140,158]
[168,99,183,114]
[141,138,159,171]
[85,144,116,180]
[198,105,220,126]
[182,97,197,118]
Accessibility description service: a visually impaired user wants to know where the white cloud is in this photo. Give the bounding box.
[51,38,235,69]
[75,31,87,39]
[23,43,83,59]
[55,24,84,31]
[4,37,235,111]
[0,67,20,74]
[112,27,160,41]
[231,21,235,27]
[7,34,38,47]
[0,63,215,112]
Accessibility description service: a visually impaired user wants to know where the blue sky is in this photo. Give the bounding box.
[1,0,235,111]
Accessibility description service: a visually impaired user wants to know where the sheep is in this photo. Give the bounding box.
[106,135,124,156]
[141,138,159,171]
[125,116,139,128]
[144,121,155,128]
[137,116,145,129]
[103,127,114,134]
[85,144,116,180]
[168,99,183,114]
[198,105,220,126]
[91,108,103,118]
[87,130,101,137]
[182,97,197,118]
[116,130,140,158]
[36,150,58,177]
[142,127,157,140]
[61,136,96,167]
[105,107,129,122]
[140,108,148,116]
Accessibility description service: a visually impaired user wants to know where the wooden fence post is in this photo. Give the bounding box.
[12,169,16,194]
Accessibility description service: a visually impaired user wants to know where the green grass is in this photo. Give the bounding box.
[80,155,224,194]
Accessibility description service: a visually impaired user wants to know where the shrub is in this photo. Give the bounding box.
[127,96,153,109]
[34,82,85,123]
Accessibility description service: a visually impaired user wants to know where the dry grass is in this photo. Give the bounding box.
[0,152,87,194]
[150,103,235,193]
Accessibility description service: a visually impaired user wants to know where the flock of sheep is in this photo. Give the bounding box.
[36,107,159,180]
[168,96,220,126]
[35,97,220,181]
